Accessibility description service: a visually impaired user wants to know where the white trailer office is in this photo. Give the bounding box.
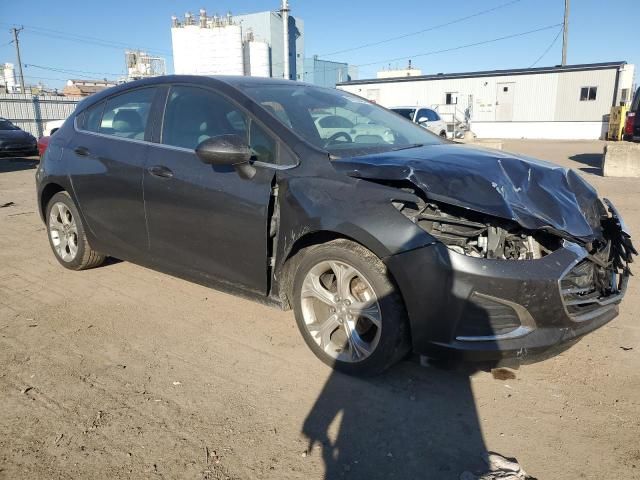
[338,62,635,140]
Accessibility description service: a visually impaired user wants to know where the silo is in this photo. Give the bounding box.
[171,13,244,76]
[198,23,244,75]
[246,41,271,77]
[3,63,17,93]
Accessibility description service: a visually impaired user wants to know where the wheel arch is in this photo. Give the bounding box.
[39,182,66,222]
[274,229,408,317]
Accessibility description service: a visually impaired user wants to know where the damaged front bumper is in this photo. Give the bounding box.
[385,237,630,363]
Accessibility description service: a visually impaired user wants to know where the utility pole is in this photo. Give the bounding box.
[281,0,290,80]
[561,0,569,66]
[11,27,26,93]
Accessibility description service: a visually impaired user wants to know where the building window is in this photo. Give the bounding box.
[580,86,597,101]
[445,92,458,105]
[621,88,629,103]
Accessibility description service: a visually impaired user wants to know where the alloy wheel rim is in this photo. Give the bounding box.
[300,260,382,363]
[48,202,79,262]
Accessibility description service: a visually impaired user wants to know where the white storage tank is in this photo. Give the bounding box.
[198,24,244,75]
[245,41,271,78]
[2,63,18,93]
[171,12,244,76]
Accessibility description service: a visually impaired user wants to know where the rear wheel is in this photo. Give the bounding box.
[46,191,105,270]
[292,239,410,376]
[440,130,447,138]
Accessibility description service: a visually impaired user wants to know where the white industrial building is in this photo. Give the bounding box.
[170,2,304,80]
[338,62,635,140]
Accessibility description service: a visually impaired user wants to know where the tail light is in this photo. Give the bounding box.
[625,112,636,135]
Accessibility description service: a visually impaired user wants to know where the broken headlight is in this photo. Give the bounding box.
[393,199,560,260]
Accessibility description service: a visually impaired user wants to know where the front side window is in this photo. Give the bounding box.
[99,88,156,140]
[162,85,276,164]
[580,86,598,101]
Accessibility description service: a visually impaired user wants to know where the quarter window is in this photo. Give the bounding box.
[162,86,277,164]
[99,88,156,140]
[77,101,105,133]
[580,86,597,101]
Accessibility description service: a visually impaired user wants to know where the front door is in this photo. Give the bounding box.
[143,85,276,294]
[496,83,515,121]
[69,87,158,258]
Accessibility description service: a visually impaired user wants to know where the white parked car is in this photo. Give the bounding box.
[43,119,65,137]
[390,106,448,138]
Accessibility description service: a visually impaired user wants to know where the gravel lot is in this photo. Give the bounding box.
[1,140,639,480]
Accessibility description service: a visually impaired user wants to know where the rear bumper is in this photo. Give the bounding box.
[385,239,627,364]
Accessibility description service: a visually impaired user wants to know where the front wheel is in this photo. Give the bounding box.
[46,191,105,270]
[292,239,410,376]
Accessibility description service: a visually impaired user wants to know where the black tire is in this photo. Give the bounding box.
[46,191,105,270]
[440,131,447,138]
[291,239,410,376]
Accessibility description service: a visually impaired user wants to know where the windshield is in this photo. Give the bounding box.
[236,84,443,157]
[0,120,19,131]
[391,108,417,121]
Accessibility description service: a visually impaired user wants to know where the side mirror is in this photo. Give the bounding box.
[195,134,256,179]
[417,117,429,124]
[195,134,252,165]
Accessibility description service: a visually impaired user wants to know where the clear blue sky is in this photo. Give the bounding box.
[1,0,638,89]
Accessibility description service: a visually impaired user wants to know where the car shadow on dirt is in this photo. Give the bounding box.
[302,247,500,479]
[302,360,491,479]
[0,156,39,173]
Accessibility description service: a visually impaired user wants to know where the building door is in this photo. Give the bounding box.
[496,83,515,121]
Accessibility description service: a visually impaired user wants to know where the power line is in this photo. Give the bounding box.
[353,23,563,71]
[529,26,563,68]
[0,22,173,57]
[194,23,563,79]
[318,0,526,57]
[24,63,124,80]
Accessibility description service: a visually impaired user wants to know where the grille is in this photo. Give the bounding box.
[560,244,625,320]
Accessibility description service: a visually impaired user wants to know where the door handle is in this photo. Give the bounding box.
[74,146,89,156]
[147,165,174,179]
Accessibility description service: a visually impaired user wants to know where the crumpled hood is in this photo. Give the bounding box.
[333,143,604,242]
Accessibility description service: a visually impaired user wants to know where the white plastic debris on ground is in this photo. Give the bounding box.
[460,452,536,480]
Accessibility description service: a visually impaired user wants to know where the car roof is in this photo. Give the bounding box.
[73,75,322,113]
[390,106,433,110]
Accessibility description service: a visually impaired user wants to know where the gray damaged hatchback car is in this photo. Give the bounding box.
[36,76,635,375]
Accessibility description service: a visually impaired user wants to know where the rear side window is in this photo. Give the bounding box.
[632,88,640,112]
[99,88,156,140]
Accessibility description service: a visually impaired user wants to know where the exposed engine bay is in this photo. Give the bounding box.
[394,199,563,260]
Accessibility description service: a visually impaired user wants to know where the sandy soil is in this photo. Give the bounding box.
[0,141,639,479]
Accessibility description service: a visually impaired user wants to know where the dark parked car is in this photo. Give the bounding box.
[36,76,636,375]
[624,87,640,141]
[0,118,38,156]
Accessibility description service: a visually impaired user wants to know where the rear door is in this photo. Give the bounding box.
[69,87,160,258]
[143,85,276,294]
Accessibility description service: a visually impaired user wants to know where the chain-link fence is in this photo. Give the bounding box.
[0,94,82,137]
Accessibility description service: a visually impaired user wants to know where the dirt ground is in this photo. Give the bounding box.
[0,140,639,480]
